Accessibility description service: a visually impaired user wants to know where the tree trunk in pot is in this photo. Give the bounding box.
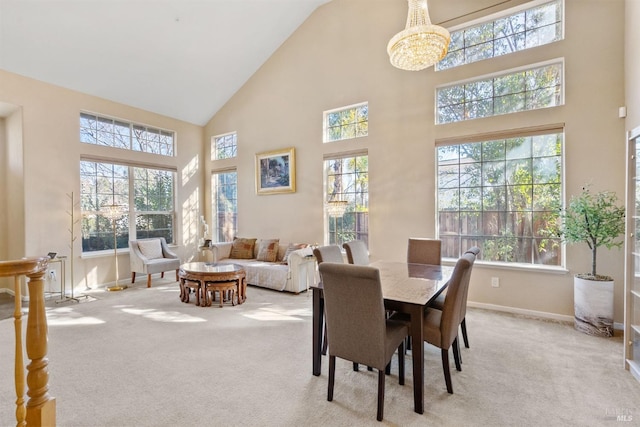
[574,276,613,337]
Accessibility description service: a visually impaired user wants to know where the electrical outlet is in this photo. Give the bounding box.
[491,277,500,288]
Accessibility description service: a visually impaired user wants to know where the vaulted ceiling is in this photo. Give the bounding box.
[0,0,332,125]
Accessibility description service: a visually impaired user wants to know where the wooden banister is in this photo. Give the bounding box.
[0,257,56,427]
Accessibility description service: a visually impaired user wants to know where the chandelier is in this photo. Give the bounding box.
[326,200,348,218]
[387,0,450,71]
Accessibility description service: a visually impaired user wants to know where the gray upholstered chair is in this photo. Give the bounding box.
[422,251,476,394]
[129,237,180,288]
[313,245,344,357]
[312,245,343,264]
[319,262,408,421]
[430,246,480,349]
[407,237,442,265]
[342,240,370,265]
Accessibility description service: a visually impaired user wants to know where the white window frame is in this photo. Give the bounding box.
[436,59,564,124]
[323,102,369,143]
[211,132,238,160]
[211,169,238,242]
[436,0,564,71]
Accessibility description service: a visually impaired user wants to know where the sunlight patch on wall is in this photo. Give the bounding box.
[182,189,199,252]
[182,154,199,186]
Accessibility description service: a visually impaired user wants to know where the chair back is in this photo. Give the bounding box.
[407,238,441,265]
[319,263,388,369]
[459,247,480,319]
[438,252,476,348]
[313,245,343,264]
[342,240,370,265]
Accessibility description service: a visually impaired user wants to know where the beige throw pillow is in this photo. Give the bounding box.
[137,239,163,259]
[230,238,257,259]
[256,239,280,262]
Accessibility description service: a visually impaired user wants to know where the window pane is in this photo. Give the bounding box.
[324,155,368,246]
[212,171,238,242]
[81,161,174,253]
[80,113,174,156]
[436,62,563,124]
[435,0,563,71]
[437,132,564,267]
[323,103,368,143]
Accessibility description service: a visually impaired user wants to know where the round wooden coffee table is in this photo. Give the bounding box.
[179,262,246,307]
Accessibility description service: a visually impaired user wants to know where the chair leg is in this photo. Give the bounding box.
[328,356,336,402]
[322,322,328,355]
[461,317,469,348]
[353,362,359,371]
[131,272,136,283]
[147,274,152,288]
[398,341,405,386]
[441,349,453,394]
[452,337,461,371]
[377,370,385,421]
[385,362,390,375]
[175,269,179,281]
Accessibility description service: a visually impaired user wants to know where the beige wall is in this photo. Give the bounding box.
[0,0,630,320]
[0,70,204,292]
[204,0,627,321]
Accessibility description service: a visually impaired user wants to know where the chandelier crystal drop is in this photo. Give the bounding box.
[387,0,450,71]
[326,200,349,218]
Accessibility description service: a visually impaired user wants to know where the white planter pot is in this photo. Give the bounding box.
[573,276,614,337]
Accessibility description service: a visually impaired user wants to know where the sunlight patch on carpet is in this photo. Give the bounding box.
[242,306,310,321]
[120,307,206,323]
[45,306,105,326]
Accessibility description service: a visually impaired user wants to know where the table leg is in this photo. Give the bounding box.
[179,278,185,302]
[196,282,202,306]
[409,305,424,414]
[312,288,324,376]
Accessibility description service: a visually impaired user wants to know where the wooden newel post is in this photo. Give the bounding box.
[25,268,56,426]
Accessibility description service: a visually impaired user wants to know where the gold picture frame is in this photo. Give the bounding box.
[255,147,296,195]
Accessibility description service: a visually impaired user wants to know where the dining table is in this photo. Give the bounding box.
[311,260,453,415]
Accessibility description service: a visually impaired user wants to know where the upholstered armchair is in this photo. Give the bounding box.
[129,238,180,288]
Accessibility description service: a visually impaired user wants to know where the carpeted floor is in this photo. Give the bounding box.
[1,278,639,426]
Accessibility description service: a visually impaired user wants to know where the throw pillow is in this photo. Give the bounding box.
[256,239,280,262]
[282,243,308,264]
[230,238,257,259]
[137,239,163,259]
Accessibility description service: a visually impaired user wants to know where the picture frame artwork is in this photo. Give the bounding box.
[255,147,296,195]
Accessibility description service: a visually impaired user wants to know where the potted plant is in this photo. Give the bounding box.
[560,186,625,337]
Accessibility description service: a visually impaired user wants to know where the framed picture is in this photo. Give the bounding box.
[255,147,296,195]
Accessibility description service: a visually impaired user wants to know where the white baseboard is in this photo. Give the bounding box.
[467,301,623,331]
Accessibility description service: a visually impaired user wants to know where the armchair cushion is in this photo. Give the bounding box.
[137,239,164,260]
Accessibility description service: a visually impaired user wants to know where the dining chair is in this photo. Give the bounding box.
[342,240,370,265]
[407,238,442,265]
[313,245,344,264]
[313,245,344,357]
[430,247,480,349]
[319,262,408,421]
[422,251,476,394]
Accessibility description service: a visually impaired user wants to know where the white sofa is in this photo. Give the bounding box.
[210,241,316,294]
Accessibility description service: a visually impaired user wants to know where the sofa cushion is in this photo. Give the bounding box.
[137,239,163,260]
[256,239,279,262]
[230,238,257,259]
[282,243,308,264]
